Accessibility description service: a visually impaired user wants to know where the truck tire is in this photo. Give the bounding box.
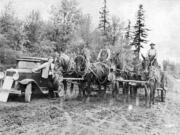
[25,83,32,102]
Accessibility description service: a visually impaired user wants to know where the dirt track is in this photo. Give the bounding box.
[0,76,180,135]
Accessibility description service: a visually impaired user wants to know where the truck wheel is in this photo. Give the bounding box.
[25,83,32,102]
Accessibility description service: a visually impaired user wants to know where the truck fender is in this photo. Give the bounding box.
[19,79,45,93]
[19,79,37,85]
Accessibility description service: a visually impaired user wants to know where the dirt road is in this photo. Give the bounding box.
[0,76,180,135]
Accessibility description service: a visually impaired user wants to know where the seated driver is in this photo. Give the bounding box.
[147,43,158,66]
[97,45,111,64]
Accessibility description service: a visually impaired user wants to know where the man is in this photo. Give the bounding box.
[147,43,158,66]
[32,56,56,98]
[97,45,111,64]
[32,57,54,79]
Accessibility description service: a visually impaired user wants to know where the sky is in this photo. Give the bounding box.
[0,0,180,64]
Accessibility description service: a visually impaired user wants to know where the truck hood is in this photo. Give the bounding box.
[6,68,32,73]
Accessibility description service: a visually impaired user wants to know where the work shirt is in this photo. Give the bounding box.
[148,48,157,58]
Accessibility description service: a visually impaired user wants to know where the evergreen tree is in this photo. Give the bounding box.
[98,0,110,44]
[125,20,132,45]
[108,16,122,46]
[131,4,149,58]
[79,14,92,47]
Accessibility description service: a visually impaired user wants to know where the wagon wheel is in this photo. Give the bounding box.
[25,83,32,102]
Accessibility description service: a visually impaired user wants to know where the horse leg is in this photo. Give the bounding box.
[103,85,107,99]
[123,83,129,103]
[134,86,137,98]
[85,81,91,103]
[63,80,68,101]
[122,82,126,95]
[135,87,139,106]
[152,86,156,104]
[130,86,133,98]
[145,84,151,108]
[77,82,85,100]
[77,83,81,100]
[149,81,156,107]
[145,86,147,97]
[112,81,118,100]
[70,82,74,94]
[82,83,86,99]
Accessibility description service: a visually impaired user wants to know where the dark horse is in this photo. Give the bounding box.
[73,54,88,99]
[83,59,119,102]
[83,62,109,102]
[141,55,167,107]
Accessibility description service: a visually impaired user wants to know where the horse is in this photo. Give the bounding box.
[110,52,129,99]
[82,55,121,102]
[54,53,76,100]
[119,55,149,105]
[141,55,167,107]
[82,61,111,102]
[73,54,88,99]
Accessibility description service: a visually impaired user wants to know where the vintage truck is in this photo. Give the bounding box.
[0,57,53,102]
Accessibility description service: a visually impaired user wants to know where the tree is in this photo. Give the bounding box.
[98,0,110,44]
[125,20,132,45]
[0,2,23,65]
[23,10,41,44]
[108,16,123,46]
[131,4,149,58]
[122,20,134,70]
[79,14,92,47]
[0,1,22,50]
[50,0,81,52]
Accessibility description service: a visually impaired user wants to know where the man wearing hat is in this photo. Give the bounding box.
[147,43,157,66]
[32,56,56,98]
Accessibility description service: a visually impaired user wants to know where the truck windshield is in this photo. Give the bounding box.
[17,61,41,69]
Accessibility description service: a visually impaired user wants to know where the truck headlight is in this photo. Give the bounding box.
[0,72,5,79]
[13,72,19,80]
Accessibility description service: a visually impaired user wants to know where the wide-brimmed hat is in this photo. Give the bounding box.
[150,43,155,46]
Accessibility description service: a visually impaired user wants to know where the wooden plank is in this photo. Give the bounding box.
[116,79,147,84]
[63,78,84,80]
